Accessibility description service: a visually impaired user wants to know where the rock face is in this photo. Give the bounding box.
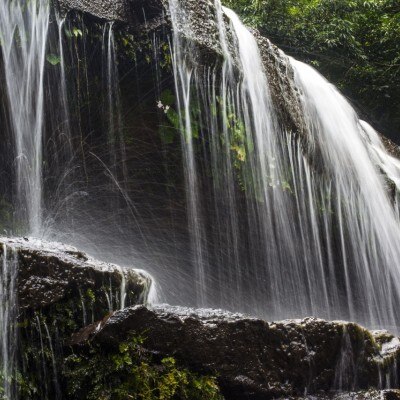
[1,237,400,399]
[57,0,306,137]
[0,237,152,312]
[74,305,400,399]
[57,0,164,25]
[0,237,155,399]
[56,0,399,164]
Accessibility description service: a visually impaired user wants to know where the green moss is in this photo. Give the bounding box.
[86,288,96,304]
[9,287,223,400]
[64,335,224,400]
[11,285,113,399]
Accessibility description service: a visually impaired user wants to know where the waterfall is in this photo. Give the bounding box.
[102,23,126,179]
[0,0,50,236]
[167,1,400,331]
[291,59,400,329]
[169,0,208,306]
[0,0,400,337]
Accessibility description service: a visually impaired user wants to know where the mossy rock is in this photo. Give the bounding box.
[73,306,400,399]
[0,237,154,399]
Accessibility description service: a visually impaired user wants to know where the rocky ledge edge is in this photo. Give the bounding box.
[0,236,153,311]
[71,304,400,399]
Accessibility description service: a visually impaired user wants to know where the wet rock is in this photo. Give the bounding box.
[0,237,155,399]
[313,389,400,399]
[0,237,152,312]
[57,0,129,22]
[57,0,305,136]
[72,305,400,399]
[57,0,164,25]
[56,0,398,164]
[380,135,400,159]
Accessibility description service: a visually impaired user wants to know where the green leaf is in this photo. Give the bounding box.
[46,54,61,66]
[72,27,83,38]
[160,89,175,106]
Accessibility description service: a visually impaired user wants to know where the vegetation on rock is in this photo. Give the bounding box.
[65,335,223,400]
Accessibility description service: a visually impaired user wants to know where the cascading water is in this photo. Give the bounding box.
[0,0,50,236]
[167,0,400,331]
[102,23,127,183]
[0,1,49,397]
[169,0,208,306]
[291,59,400,329]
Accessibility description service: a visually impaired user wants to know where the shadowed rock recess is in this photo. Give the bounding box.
[56,0,399,160]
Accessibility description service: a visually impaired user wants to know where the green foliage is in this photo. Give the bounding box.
[72,27,83,38]
[65,335,223,400]
[223,0,400,138]
[157,89,200,144]
[225,109,248,166]
[9,295,222,400]
[46,53,61,66]
[64,26,84,39]
[86,288,96,304]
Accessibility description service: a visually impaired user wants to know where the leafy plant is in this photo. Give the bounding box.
[64,335,223,400]
[46,53,61,66]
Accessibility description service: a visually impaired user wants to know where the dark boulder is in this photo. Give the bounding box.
[57,0,164,26]
[0,237,152,313]
[72,305,400,399]
[0,237,155,399]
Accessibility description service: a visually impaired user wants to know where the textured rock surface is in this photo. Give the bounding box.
[72,305,400,399]
[56,0,400,164]
[0,238,156,399]
[57,0,306,137]
[0,237,152,311]
[58,0,164,24]
[58,0,128,22]
[311,390,400,399]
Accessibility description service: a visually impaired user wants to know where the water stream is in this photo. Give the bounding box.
[0,0,50,236]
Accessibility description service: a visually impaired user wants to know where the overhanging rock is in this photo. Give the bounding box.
[57,0,164,25]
